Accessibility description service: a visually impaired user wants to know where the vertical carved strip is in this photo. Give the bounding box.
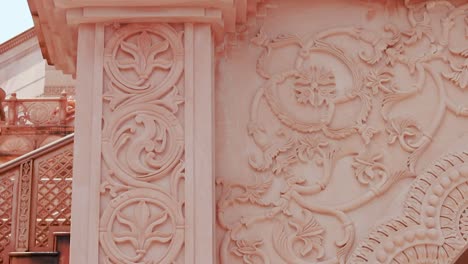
[99,23,185,263]
[0,170,17,263]
[15,160,32,252]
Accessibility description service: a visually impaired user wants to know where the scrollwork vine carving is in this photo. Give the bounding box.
[99,23,185,263]
[216,1,468,263]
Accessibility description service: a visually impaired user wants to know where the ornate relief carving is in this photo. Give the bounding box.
[350,152,468,263]
[100,188,184,264]
[0,170,16,262]
[444,48,468,89]
[101,104,184,185]
[103,24,184,109]
[216,1,468,263]
[100,23,185,263]
[16,160,32,251]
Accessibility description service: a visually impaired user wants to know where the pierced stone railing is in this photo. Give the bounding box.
[1,93,75,131]
[0,94,75,161]
[0,134,73,264]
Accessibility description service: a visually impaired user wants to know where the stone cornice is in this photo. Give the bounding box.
[0,28,36,55]
[27,0,265,75]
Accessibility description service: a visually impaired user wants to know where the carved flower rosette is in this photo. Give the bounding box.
[257,39,366,137]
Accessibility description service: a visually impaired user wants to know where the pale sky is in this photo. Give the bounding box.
[0,1,34,44]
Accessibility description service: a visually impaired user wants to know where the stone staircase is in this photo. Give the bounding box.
[0,134,74,264]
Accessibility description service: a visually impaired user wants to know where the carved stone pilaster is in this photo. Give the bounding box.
[98,23,186,263]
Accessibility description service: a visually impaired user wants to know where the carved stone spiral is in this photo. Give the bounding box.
[102,104,184,185]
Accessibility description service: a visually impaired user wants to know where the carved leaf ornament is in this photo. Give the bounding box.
[216,1,468,263]
[100,24,185,264]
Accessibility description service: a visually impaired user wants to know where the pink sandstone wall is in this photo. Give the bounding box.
[28,0,468,263]
[215,0,468,263]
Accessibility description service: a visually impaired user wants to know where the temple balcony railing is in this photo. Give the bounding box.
[0,134,74,264]
[0,93,75,162]
[1,92,75,131]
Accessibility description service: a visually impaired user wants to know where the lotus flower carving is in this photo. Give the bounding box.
[113,201,173,261]
[117,31,173,83]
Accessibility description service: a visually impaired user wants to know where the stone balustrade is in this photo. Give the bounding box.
[0,134,73,263]
[1,93,74,129]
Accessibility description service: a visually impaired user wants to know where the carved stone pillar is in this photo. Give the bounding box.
[69,22,216,264]
[28,1,259,263]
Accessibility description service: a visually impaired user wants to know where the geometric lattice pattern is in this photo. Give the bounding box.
[0,172,14,263]
[35,149,73,248]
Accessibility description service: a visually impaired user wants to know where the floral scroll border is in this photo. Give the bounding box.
[99,23,185,264]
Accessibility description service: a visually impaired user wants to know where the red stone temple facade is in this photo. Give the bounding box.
[1,0,468,263]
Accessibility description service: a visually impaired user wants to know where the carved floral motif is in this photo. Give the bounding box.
[231,239,266,264]
[100,24,185,263]
[216,1,468,263]
[352,150,387,186]
[444,48,468,89]
[101,105,184,184]
[100,189,184,264]
[273,211,326,260]
[385,117,424,152]
[365,68,396,94]
[294,66,336,106]
[117,31,172,83]
[103,24,184,106]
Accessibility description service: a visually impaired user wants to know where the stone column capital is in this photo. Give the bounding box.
[28,0,265,75]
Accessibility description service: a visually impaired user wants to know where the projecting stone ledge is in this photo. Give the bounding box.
[27,0,267,75]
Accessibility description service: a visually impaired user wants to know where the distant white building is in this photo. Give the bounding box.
[0,28,75,98]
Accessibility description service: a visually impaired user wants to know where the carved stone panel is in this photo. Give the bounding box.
[33,147,73,249]
[99,23,185,264]
[0,170,16,263]
[215,1,468,263]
